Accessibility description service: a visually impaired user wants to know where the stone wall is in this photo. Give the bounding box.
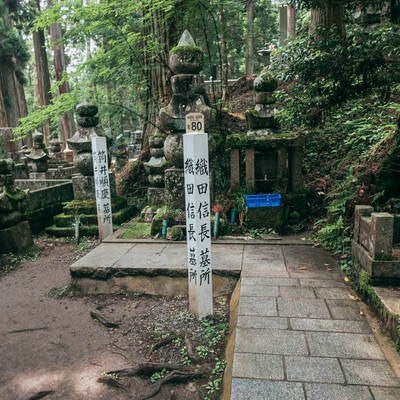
[352,205,400,279]
[16,179,74,232]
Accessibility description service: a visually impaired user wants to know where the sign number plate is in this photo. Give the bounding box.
[186,112,205,133]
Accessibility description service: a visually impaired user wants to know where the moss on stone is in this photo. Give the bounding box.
[169,45,203,55]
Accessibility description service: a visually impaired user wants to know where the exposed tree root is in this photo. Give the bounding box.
[97,376,128,391]
[90,310,120,328]
[27,391,54,400]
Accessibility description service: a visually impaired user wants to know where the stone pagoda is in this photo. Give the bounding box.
[145,30,212,208]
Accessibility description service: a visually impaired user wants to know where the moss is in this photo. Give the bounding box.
[120,221,152,239]
[169,45,203,56]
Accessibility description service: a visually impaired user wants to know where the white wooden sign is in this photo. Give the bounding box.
[183,130,213,318]
[186,112,205,134]
[92,136,113,240]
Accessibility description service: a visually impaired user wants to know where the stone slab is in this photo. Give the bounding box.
[285,356,345,383]
[232,353,284,380]
[307,332,385,359]
[279,286,316,298]
[231,378,305,400]
[238,296,277,316]
[290,318,370,334]
[235,328,308,355]
[326,299,362,320]
[70,243,135,269]
[115,243,185,269]
[341,359,400,387]
[212,245,244,270]
[240,284,278,297]
[305,383,373,400]
[370,387,400,400]
[277,298,331,318]
[237,316,288,330]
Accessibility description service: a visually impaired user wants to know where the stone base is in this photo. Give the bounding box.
[0,220,33,253]
[148,187,165,206]
[165,167,185,208]
[246,206,285,231]
[29,172,47,180]
[352,240,400,279]
[72,174,95,200]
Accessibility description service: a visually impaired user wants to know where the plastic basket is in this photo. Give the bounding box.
[245,193,281,208]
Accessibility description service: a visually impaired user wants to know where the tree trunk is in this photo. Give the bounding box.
[287,4,296,40]
[310,1,345,37]
[33,18,52,144]
[218,0,229,103]
[49,15,74,149]
[245,0,255,76]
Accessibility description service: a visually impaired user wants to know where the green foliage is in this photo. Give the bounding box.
[272,23,400,127]
[150,368,168,383]
[0,244,40,275]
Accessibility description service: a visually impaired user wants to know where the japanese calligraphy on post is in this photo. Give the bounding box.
[183,117,213,318]
[92,136,113,240]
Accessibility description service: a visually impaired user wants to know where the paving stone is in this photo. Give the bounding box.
[315,287,351,299]
[242,277,300,287]
[300,278,346,288]
[232,353,284,380]
[231,378,305,400]
[285,356,345,383]
[277,298,331,318]
[326,299,363,320]
[244,246,283,261]
[305,383,373,400]
[341,359,400,386]
[307,332,385,359]
[238,296,277,316]
[370,387,400,400]
[209,244,244,270]
[290,269,342,280]
[240,284,278,297]
[290,318,370,333]
[282,246,337,269]
[242,260,288,277]
[237,316,288,330]
[279,286,316,298]
[235,328,308,355]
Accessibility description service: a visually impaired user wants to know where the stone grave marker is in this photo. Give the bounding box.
[183,122,213,318]
[92,136,113,240]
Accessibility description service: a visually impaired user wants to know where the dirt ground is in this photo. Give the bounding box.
[0,237,230,400]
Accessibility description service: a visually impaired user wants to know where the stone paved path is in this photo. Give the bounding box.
[230,245,400,400]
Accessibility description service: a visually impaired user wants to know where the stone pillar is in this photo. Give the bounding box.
[354,205,373,243]
[276,148,289,192]
[230,149,240,191]
[369,212,393,259]
[245,148,255,192]
[290,146,303,193]
[67,102,99,200]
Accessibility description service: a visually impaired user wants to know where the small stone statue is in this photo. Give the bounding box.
[26,130,50,172]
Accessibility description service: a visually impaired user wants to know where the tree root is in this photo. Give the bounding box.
[184,334,200,363]
[148,335,178,355]
[90,311,120,328]
[106,362,183,377]
[97,376,128,391]
[27,391,54,400]
[139,369,205,400]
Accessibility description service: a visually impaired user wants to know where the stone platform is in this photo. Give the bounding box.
[69,237,400,400]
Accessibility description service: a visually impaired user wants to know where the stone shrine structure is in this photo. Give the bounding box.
[228,68,305,229]
[0,159,32,253]
[145,30,212,208]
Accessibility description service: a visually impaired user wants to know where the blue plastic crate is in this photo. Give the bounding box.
[245,193,281,208]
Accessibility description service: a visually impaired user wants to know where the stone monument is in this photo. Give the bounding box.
[26,130,50,178]
[67,101,100,200]
[0,159,32,253]
[145,30,212,208]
